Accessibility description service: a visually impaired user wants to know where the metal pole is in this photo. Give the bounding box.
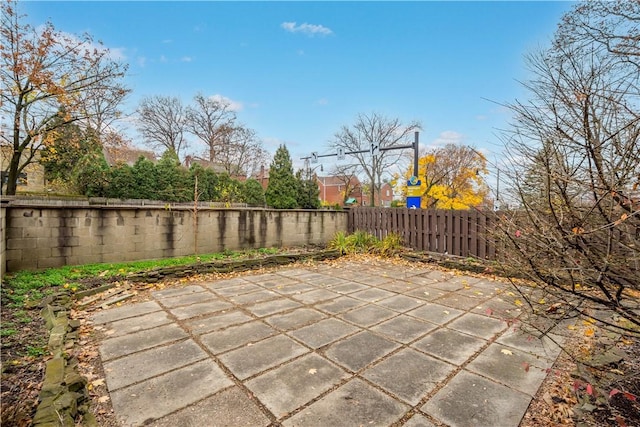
[413,131,419,177]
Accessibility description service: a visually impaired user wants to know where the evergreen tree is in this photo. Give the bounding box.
[155,149,190,202]
[295,169,320,209]
[189,163,219,202]
[243,179,266,206]
[265,145,298,209]
[107,163,135,199]
[131,156,157,199]
[74,151,110,197]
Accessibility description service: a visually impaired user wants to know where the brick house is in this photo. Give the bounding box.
[317,175,394,207]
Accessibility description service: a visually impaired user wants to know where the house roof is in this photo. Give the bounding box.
[103,146,156,166]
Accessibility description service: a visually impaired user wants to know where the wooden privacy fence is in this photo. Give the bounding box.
[348,207,497,260]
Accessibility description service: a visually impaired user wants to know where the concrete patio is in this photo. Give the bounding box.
[90,258,564,427]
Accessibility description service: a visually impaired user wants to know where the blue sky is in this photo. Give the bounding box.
[23,1,574,174]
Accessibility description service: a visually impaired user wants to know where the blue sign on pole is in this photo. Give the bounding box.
[406,176,421,209]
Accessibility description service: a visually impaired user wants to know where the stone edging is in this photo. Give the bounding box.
[33,293,97,427]
[32,249,342,426]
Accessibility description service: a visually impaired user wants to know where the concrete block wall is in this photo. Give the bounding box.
[3,206,347,272]
[1,204,6,278]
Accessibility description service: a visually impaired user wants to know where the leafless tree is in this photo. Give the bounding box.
[185,93,236,161]
[136,95,187,158]
[327,163,361,204]
[0,1,129,195]
[496,1,640,329]
[331,112,420,206]
[557,0,640,67]
[213,124,270,177]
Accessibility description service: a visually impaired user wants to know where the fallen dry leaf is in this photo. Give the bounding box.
[501,349,513,356]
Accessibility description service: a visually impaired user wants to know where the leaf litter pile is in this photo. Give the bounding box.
[2,253,639,427]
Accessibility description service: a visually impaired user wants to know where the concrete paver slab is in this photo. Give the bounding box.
[219,335,308,380]
[325,331,400,372]
[447,312,507,339]
[289,318,359,349]
[412,328,486,365]
[93,259,563,427]
[103,339,207,390]
[100,324,188,361]
[200,321,276,354]
[101,310,171,337]
[376,280,422,293]
[329,282,370,294]
[349,288,396,302]
[184,310,252,335]
[283,379,408,427]
[244,273,300,287]
[315,296,365,314]
[273,282,316,295]
[151,285,206,299]
[371,315,437,344]
[403,275,439,286]
[203,277,251,289]
[407,303,463,325]
[111,360,232,427]
[433,293,485,311]
[465,343,554,396]
[228,289,279,305]
[377,294,424,312]
[339,304,397,327]
[264,308,326,331]
[496,327,563,359]
[472,296,522,318]
[404,287,448,302]
[290,288,340,304]
[246,298,301,317]
[148,386,271,427]
[363,348,455,405]
[402,414,436,427]
[157,291,217,308]
[168,299,233,320]
[245,353,348,418]
[277,268,315,277]
[210,283,262,297]
[91,301,162,324]
[422,370,531,427]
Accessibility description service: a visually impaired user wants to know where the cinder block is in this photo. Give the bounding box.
[7,238,37,250]
[37,257,65,269]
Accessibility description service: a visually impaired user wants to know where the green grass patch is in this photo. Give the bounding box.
[2,247,281,308]
[0,328,18,337]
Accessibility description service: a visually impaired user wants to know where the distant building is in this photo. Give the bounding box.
[103,145,156,166]
[0,144,46,194]
[317,175,394,207]
[251,165,270,190]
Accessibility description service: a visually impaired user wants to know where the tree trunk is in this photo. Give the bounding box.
[4,152,22,195]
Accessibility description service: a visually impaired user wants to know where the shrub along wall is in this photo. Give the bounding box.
[2,202,348,272]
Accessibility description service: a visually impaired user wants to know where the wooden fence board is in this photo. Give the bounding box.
[349,207,496,260]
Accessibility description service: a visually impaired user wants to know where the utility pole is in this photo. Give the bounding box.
[303,131,420,208]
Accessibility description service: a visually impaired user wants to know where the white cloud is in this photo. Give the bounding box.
[316,98,329,106]
[430,130,465,147]
[137,56,147,67]
[281,21,333,36]
[181,56,193,62]
[160,55,168,63]
[162,39,173,44]
[209,94,244,112]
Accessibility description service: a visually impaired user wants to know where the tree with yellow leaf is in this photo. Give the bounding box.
[0,1,129,195]
[398,144,488,209]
